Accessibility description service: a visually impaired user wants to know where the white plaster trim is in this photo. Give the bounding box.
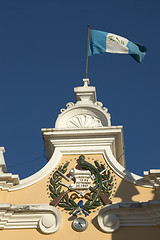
[0,147,20,189]
[10,144,151,191]
[0,147,7,173]
[5,126,153,191]
[8,126,154,191]
[42,127,125,164]
[0,204,62,234]
[0,173,19,190]
[144,169,160,187]
[9,127,125,191]
[10,148,62,191]
[103,147,146,185]
[55,105,111,129]
[97,200,160,232]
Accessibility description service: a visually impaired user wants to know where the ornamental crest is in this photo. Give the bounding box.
[48,155,115,217]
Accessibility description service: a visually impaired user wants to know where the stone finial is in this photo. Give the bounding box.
[74,79,97,104]
[83,78,90,87]
[0,147,7,173]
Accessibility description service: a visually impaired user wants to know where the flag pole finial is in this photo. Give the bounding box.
[85,24,90,79]
[83,78,90,86]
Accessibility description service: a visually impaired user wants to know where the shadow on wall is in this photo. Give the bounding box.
[114,179,157,202]
[114,166,157,201]
[114,179,140,202]
[111,226,160,240]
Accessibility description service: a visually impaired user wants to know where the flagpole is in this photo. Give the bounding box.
[85,24,90,79]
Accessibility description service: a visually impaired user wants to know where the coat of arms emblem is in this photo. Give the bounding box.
[48,155,114,217]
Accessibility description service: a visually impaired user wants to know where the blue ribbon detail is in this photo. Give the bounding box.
[73,200,89,217]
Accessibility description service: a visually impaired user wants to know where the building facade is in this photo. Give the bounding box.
[0,79,160,240]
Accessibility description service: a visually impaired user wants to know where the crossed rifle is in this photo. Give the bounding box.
[50,168,112,207]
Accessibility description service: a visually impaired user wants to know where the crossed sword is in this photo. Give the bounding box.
[50,168,112,207]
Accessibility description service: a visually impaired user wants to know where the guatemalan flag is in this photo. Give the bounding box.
[88,29,147,63]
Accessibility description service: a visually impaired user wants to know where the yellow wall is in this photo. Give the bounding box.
[1,226,160,240]
[0,154,158,239]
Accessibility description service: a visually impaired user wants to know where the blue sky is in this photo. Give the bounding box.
[0,0,160,179]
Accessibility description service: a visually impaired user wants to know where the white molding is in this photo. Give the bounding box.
[0,147,20,190]
[55,105,111,129]
[0,204,62,234]
[0,173,19,190]
[144,169,160,187]
[10,148,62,191]
[97,200,160,232]
[0,147,7,173]
[9,127,125,190]
[41,127,125,164]
[10,128,152,190]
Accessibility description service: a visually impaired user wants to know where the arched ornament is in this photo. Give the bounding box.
[55,103,111,129]
[66,114,102,128]
[55,81,111,129]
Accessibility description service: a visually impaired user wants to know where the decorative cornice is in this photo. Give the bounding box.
[0,204,62,234]
[0,173,19,189]
[97,200,160,232]
[144,169,160,187]
[60,102,75,114]
[59,101,110,119]
[0,147,19,190]
[11,127,153,191]
[42,127,125,165]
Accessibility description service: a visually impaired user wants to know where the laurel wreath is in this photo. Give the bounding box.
[49,160,114,215]
[49,162,70,199]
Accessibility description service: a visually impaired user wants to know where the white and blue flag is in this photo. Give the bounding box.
[88,29,147,63]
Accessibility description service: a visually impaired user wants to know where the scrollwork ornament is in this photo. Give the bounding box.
[66,102,74,108]
[95,101,103,107]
